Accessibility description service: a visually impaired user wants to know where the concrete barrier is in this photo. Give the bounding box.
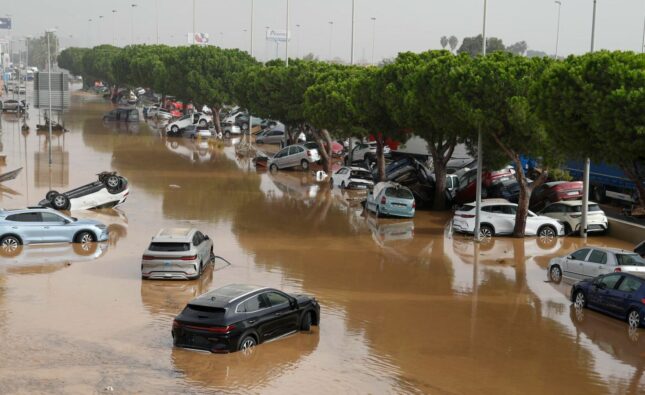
[608,217,645,245]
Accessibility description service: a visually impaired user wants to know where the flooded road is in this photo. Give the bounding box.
[0,90,643,394]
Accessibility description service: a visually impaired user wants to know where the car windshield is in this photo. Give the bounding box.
[569,204,603,213]
[350,170,372,180]
[385,187,413,199]
[457,204,475,212]
[616,253,645,266]
[148,242,190,252]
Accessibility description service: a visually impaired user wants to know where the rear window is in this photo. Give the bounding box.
[616,254,645,266]
[350,170,372,181]
[568,204,603,213]
[186,304,226,314]
[457,205,475,212]
[385,187,413,199]
[148,242,190,252]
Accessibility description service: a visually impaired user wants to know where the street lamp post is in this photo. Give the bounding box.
[554,1,562,59]
[296,24,301,58]
[350,0,355,65]
[98,16,104,45]
[370,17,376,65]
[250,0,254,57]
[156,0,160,44]
[641,16,644,53]
[285,0,290,66]
[131,4,137,45]
[328,21,334,61]
[46,28,56,166]
[87,19,93,47]
[192,0,196,44]
[474,0,487,242]
[112,10,117,46]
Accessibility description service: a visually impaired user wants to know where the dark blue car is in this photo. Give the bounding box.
[571,272,645,328]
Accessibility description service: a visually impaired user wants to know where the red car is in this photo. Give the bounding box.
[454,167,516,204]
[530,181,583,211]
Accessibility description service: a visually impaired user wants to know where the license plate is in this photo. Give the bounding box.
[356,185,367,189]
[164,261,172,266]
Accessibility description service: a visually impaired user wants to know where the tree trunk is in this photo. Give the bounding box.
[376,137,386,182]
[212,104,222,136]
[621,164,645,207]
[312,127,333,174]
[429,141,455,211]
[512,156,549,237]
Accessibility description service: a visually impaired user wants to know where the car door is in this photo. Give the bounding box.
[287,146,299,167]
[4,212,43,243]
[238,294,274,341]
[273,148,289,168]
[605,276,644,317]
[587,274,623,312]
[584,249,609,278]
[40,212,71,243]
[263,291,299,338]
[564,248,592,280]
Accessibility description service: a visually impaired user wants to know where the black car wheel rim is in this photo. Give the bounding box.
[574,292,585,309]
[628,311,640,328]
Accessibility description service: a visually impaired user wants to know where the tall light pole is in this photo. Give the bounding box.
[370,17,376,65]
[131,4,137,45]
[46,28,56,166]
[87,19,93,47]
[155,0,159,44]
[112,10,117,46]
[25,35,31,68]
[98,16,104,45]
[641,16,644,53]
[265,26,270,60]
[296,24,301,58]
[554,1,562,59]
[328,21,334,61]
[192,0,196,44]
[285,0,290,66]
[250,0,254,57]
[581,0,597,240]
[474,0,487,242]
[350,0,355,64]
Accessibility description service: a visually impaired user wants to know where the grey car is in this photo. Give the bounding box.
[548,247,645,283]
[256,129,285,144]
[268,144,321,172]
[0,208,109,252]
[141,228,214,280]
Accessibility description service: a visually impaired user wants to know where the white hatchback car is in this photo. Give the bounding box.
[547,247,645,283]
[166,113,212,134]
[539,200,608,235]
[452,199,564,238]
[141,228,213,280]
[330,166,374,190]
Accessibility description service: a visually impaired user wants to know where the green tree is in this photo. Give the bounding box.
[534,51,645,207]
[440,36,448,49]
[57,47,89,77]
[457,35,505,57]
[28,32,60,71]
[455,53,557,236]
[507,41,528,56]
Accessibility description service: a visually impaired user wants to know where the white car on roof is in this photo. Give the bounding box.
[547,247,645,283]
[538,200,608,235]
[452,199,564,239]
[166,113,212,134]
[330,166,374,190]
[141,228,214,280]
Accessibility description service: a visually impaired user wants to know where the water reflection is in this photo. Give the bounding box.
[75,208,128,247]
[0,242,108,267]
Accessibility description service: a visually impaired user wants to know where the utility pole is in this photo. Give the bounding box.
[192,0,196,44]
[350,0,355,65]
[371,17,376,65]
[474,0,487,242]
[131,4,137,45]
[285,0,290,66]
[554,1,562,59]
[112,10,117,46]
[250,0,254,57]
[156,0,159,44]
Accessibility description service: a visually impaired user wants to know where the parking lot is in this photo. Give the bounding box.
[0,93,643,394]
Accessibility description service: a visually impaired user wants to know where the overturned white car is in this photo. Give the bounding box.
[39,172,129,211]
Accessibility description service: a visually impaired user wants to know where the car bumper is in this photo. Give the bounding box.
[380,205,415,218]
[172,327,239,353]
[141,260,199,280]
[452,219,472,233]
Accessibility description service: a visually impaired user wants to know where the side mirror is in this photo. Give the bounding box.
[567,255,573,260]
[204,235,210,240]
[290,297,298,309]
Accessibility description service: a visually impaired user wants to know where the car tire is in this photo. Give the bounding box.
[549,265,562,283]
[105,175,122,193]
[239,335,257,352]
[300,312,313,331]
[225,131,231,139]
[270,164,278,173]
[0,235,22,255]
[171,125,179,133]
[52,193,70,210]
[74,231,95,244]
[199,119,207,127]
[628,309,642,328]
[301,160,310,171]
[538,225,556,239]
[479,224,494,239]
[573,290,586,309]
[46,190,59,202]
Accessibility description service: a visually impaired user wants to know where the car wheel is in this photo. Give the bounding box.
[549,265,562,283]
[171,125,179,133]
[628,309,642,328]
[300,312,313,331]
[46,190,59,202]
[239,335,256,352]
[574,290,586,309]
[75,231,95,244]
[52,193,70,210]
[479,224,494,239]
[105,175,121,192]
[199,119,207,127]
[270,164,278,173]
[0,235,21,255]
[242,122,249,131]
[301,160,310,171]
[225,131,231,139]
[538,225,556,240]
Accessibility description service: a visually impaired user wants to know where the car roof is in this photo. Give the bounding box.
[584,246,638,254]
[190,284,269,308]
[348,166,370,172]
[0,207,58,215]
[152,227,196,242]
[464,198,513,207]
[550,200,599,206]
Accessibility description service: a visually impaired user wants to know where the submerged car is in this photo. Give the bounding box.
[0,207,108,249]
[268,144,321,172]
[539,200,609,235]
[571,272,645,328]
[452,199,564,238]
[330,166,374,190]
[548,247,645,283]
[365,182,416,218]
[166,113,212,134]
[39,172,129,211]
[172,284,320,353]
[103,108,140,122]
[141,228,213,280]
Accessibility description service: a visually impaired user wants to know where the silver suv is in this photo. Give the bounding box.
[141,228,214,280]
[268,144,321,172]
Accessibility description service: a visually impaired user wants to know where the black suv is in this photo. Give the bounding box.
[172,284,320,353]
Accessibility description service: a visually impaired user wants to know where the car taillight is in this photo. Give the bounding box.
[142,255,156,260]
[172,320,181,329]
[307,150,312,157]
[381,196,386,204]
[206,325,236,334]
[181,255,197,261]
[641,298,645,305]
[614,267,622,272]
[412,201,416,209]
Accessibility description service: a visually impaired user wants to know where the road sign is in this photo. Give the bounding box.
[266,29,290,42]
[0,18,12,30]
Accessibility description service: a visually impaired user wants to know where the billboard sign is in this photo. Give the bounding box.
[266,29,291,42]
[188,32,209,45]
[0,18,11,30]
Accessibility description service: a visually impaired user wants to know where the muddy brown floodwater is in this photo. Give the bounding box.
[0,90,643,395]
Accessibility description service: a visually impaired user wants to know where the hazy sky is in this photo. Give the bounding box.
[3,0,645,62]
